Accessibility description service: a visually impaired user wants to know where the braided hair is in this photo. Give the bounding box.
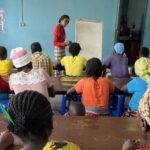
[7,91,53,141]
[86,57,102,78]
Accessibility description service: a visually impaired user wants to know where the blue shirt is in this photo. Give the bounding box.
[127,77,147,111]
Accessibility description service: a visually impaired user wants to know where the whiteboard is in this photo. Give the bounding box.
[75,19,103,59]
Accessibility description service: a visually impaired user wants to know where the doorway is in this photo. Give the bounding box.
[116,0,148,65]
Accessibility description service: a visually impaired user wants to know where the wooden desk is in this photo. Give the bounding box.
[0,117,147,150]
[50,77,131,94]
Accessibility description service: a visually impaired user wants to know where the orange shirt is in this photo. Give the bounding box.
[75,77,115,109]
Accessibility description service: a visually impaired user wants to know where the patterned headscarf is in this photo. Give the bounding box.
[139,87,150,126]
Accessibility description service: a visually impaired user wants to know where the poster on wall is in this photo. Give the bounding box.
[76,19,103,59]
[0,10,4,31]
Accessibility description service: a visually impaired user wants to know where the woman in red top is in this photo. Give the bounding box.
[53,15,70,62]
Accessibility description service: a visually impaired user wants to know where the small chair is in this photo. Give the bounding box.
[61,94,82,115]
[0,93,9,113]
[109,94,125,117]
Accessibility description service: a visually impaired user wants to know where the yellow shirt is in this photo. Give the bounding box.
[61,56,87,76]
[0,59,13,78]
[20,141,80,150]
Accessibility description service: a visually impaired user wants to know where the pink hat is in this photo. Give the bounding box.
[10,47,31,68]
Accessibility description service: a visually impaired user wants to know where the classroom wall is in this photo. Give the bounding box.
[143,0,150,49]
[0,0,119,60]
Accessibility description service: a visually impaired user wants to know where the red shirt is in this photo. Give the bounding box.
[0,76,11,92]
[53,24,66,49]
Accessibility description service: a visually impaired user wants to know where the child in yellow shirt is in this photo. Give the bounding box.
[61,43,87,76]
[0,46,13,79]
[0,91,80,150]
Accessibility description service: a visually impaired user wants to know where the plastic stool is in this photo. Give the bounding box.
[109,95,125,117]
[61,94,82,115]
[0,93,9,113]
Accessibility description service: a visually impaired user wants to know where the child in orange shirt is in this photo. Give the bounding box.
[67,58,115,116]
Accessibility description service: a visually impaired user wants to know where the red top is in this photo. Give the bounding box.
[53,24,66,49]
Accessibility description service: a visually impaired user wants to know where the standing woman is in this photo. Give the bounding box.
[53,15,70,62]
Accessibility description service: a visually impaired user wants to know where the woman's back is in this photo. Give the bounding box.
[104,54,129,78]
[9,69,51,98]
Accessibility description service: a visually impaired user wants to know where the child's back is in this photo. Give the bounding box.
[61,55,86,76]
[61,43,86,76]
[68,58,115,115]
[127,77,147,111]
[103,43,129,78]
[31,42,53,76]
[75,77,114,115]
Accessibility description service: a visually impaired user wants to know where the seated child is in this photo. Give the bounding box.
[0,46,13,79]
[134,47,150,84]
[9,47,55,98]
[103,42,129,78]
[0,90,80,150]
[67,58,116,116]
[31,42,53,76]
[122,87,150,150]
[0,46,13,92]
[121,65,148,115]
[61,42,87,76]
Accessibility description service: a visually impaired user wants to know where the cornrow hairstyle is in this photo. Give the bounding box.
[0,46,7,60]
[86,57,102,78]
[59,15,70,23]
[69,43,81,56]
[7,91,53,141]
[31,42,42,53]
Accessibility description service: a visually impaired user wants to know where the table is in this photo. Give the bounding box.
[50,76,131,94]
[0,116,147,150]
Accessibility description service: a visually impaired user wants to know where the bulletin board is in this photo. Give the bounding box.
[75,19,103,59]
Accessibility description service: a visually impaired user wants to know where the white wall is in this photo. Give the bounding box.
[127,0,147,30]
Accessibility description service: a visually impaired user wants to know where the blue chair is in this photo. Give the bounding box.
[109,94,125,117]
[0,93,9,113]
[61,94,82,115]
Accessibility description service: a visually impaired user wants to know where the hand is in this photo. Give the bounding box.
[122,139,140,150]
[123,53,127,57]
[50,141,67,150]
[0,131,14,150]
[65,41,72,46]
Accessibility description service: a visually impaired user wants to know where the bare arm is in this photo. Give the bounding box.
[121,85,128,93]
[67,87,76,95]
